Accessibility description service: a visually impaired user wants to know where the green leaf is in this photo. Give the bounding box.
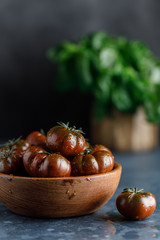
[73,50,93,91]
[144,84,160,122]
[46,42,79,62]
[93,74,111,103]
[81,32,110,51]
[99,47,118,69]
[111,86,135,112]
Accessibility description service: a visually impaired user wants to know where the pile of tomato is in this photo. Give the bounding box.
[0,122,156,220]
[0,122,114,177]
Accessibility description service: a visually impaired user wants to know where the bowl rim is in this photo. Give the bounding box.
[0,162,121,181]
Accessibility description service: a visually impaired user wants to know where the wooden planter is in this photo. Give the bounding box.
[90,108,158,152]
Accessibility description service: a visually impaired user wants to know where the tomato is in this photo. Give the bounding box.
[91,144,112,155]
[0,138,30,174]
[23,146,71,177]
[116,188,156,220]
[27,130,46,147]
[46,122,86,156]
[71,149,114,176]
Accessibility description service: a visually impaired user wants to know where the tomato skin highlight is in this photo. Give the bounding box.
[71,154,99,176]
[27,131,46,147]
[22,146,45,176]
[71,150,114,176]
[116,189,156,220]
[0,139,30,174]
[91,144,112,155]
[23,146,71,177]
[93,151,114,172]
[46,125,86,156]
[45,154,71,177]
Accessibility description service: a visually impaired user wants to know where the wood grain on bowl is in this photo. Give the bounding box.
[0,162,122,218]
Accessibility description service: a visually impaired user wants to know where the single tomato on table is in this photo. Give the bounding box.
[46,122,86,156]
[116,188,156,220]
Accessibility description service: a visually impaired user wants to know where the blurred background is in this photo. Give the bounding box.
[1,0,160,141]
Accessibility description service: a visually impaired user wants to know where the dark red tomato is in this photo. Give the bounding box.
[46,122,86,156]
[71,150,114,176]
[116,188,156,220]
[23,146,71,177]
[0,138,30,174]
[92,144,112,155]
[27,131,46,147]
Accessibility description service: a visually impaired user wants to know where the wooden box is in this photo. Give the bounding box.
[90,108,158,152]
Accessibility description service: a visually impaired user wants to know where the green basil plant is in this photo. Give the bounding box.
[47,32,160,122]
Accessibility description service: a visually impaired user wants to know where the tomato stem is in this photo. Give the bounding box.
[40,129,46,136]
[0,148,12,159]
[123,188,144,193]
[57,122,85,134]
[0,136,22,148]
[83,149,91,155]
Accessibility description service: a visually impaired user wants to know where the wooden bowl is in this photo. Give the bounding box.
[0,162,122,218]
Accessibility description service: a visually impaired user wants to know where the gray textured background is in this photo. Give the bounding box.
[0,0,160,139]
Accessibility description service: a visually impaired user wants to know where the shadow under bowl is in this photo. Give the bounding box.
[0,162,122,218]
